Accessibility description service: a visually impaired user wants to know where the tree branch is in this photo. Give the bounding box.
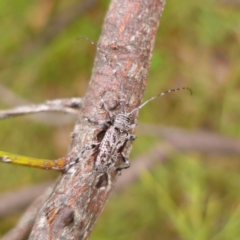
[0,98,82,119]
[28,0,166,239]
[2,125,240,219]
[3,123,240,239]
[0,84,79,125]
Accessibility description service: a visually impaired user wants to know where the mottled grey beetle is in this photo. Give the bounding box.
[79,37,191,173]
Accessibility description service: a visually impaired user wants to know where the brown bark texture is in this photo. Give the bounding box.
[29,0,166,239]
[3,126,240,222]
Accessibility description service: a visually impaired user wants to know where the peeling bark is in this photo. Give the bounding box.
[29,0,166,239]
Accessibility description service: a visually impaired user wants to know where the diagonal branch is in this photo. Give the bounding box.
[3,122,240,239]
[28,0,166,239]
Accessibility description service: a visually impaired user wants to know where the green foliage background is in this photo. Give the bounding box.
[0,0,240,239]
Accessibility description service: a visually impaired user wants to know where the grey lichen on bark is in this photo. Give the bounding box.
[29,0,166,239]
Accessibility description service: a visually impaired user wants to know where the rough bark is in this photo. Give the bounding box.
[29,0,166,239]
[2,126,240,222]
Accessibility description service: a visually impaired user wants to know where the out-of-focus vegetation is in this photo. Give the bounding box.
[0,0,240,239]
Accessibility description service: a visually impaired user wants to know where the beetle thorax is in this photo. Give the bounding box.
[113,113,131,132]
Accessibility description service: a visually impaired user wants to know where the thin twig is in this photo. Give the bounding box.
[0,84,79,125]
[0,98,82,119]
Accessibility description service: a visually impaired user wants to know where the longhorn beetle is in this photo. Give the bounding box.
[79,37,192,173]
[0,39,191,172]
